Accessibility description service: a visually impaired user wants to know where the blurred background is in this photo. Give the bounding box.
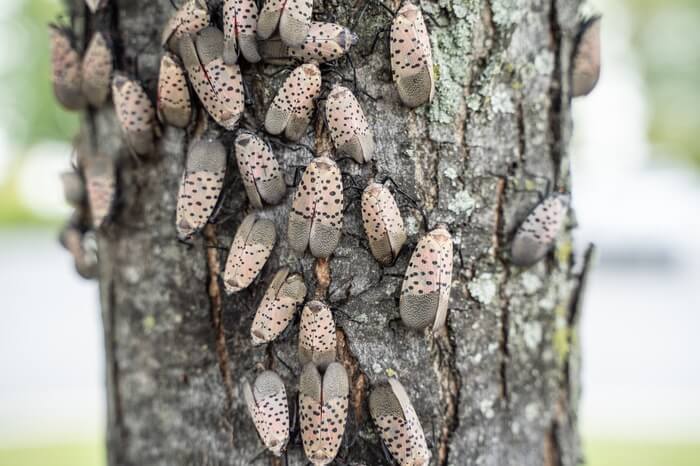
[0,0,698,465]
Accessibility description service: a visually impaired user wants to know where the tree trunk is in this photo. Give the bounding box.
[68,0,591,464]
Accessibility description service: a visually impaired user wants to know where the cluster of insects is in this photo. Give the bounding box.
[51,0,600,463]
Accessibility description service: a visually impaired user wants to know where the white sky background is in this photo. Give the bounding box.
[0,0,698,447]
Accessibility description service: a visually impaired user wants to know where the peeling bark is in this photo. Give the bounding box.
[67,0,590,464]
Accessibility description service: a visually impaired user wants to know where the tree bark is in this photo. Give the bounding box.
[69,0,591,464]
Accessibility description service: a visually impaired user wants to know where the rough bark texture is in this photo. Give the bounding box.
[69,0,592,464]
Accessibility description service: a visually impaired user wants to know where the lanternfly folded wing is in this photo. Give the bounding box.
[243,370,290,457]
[257,0,285,40]
[369,378,431,466]
[175,137,227,240]
[49,26,85,111]
[399,225,453,332]
[510,194,569,267]
[361,183,406,265]
[223,0,261,64]
[234,131,286,208]
[287,156,343,258]
[251,267,306,345]
[81,32,113,107]
[264,63,321,141]
[161,0,210,51]
[157,53,192,128]
[61,171,86,208]
[278,0,312,47]
[299,362,349,466]
[260,22,358,64]
[390,3,435,108]
[572,16,601,97]
[223,214,277,294]
[325,85,374,163]
[83,154,116,229]
[298,301,336,369]
[111,73,156,157]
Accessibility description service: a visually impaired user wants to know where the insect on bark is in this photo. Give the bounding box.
[234,131,286,209]
[157,53,192,128]
[175,137,227,241]
[179,27,245,130]
[161,0,210,51]
[399,225,453,332]
[510,193,569,267]
[325,85,374,164]
[60,171,86,208]
[83,153,116,229]
[251,267,306,345]
[49,25,85,111]
[223,214,277,294]
[299,362,349,466]
[257,0,312,47]
[287,156,343,259]
[223,0,262,64]
[60,224,99,280]
[298,300,337,369]
[572,16,601,97]
[369,377,431,466]
[390,3,435,108]
[111,73,156,157]
[81,32,113,107]
[243,370,290,457]
[84,0,109,13]
[260,22,358,65]
[264,63,322,141]
[361,182,406,265]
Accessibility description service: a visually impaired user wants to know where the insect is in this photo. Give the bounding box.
[81,32,113,107]
[257,0,312,47]
[49,25,85,111]
[223,0,262,64]
[299,362,349,466]
[510,193,569,267]
[260,22,358,65]
[288,156,343,259]
[390,3,435,108]
[251,267,306,345]
[223,214,277,294]
[361,183,406,265]
[111,73,156,157]
[243,370,290,457]
[325,85,374,164]
[400,225,453,332]
[157,53,192,128]
[60,171,86,208]
[298,300,336,369]
[264,63,321,141]
[175,137,227,241]
[83,153,116,229]
[234,131,286,209]
[572,16,601,97]
[179,27,245,130]
[161,0,210,51]
[60,224,99,279]
[369,377,431,466]
[84,0,108,13]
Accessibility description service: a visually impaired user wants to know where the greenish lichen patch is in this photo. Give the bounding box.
[142,314,156,333]
[448,189,476,215]
[491,0,527,27]
[468,273,497,304]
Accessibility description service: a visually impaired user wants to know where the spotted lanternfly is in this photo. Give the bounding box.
[176,137,227,240]
[257,0,312,47]
[572,16,601,98]
[288,156,343,258]
[299,362,349,466]
[251,267,306,346]
[400,225,453,332]
[234,131,286,209]
[325,85,374,163]
[161,0,210,51]
[243,370,290,457]
[361,183,406,266]
[390,3,435,108]
[179,27,245,130]
[49,26,85,111]
[85,0,108,14]
[511,194,569,267]
[111,73,156,157]
[61,171,86,208]
[83,154,116,229]
[260,22,358,65]
[60,224,99,279]
[81,32,113,107]
[264,63,321,141]
[369,377,431,466]
[223,214,277,294]
[298,300,336,369]
[223,0,261,64]
[157,53,192,128]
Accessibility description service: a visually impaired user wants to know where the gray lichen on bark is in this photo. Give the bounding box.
[68,0,591,464]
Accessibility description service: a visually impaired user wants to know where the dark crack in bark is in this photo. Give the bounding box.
[431,327,461,466]
[336,328,369,425]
